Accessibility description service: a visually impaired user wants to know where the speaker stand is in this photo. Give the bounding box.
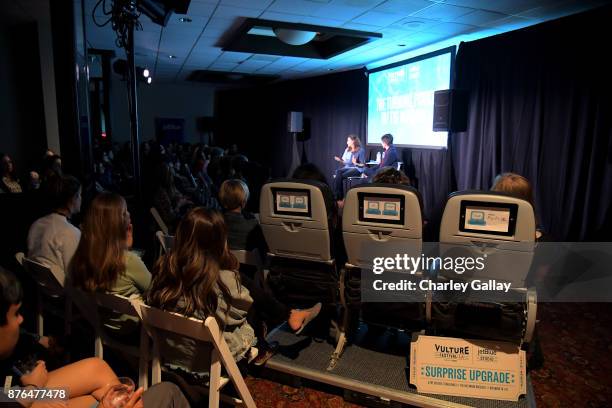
[300,140,308,164]
[288,132,301,177]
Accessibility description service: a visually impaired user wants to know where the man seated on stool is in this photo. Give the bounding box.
[360,133,399,178]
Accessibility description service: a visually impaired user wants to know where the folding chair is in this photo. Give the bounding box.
[231,248,265,283]
[230,249,261,268]
[16,253,72,337]
[69,290,150,389]
[155,231,175,257]
[137,304,256,408]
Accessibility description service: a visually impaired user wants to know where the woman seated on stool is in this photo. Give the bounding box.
[332,135,365,200]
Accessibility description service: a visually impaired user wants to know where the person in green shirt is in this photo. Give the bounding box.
[71,193,151,334]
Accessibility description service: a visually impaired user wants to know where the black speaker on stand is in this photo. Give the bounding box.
[433,89,469,132]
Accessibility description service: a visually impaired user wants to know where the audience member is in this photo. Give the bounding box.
[152,163,192,232]
[0,153,22,194]
[40,154,62,181]
[230,154,249,181]
[71,193,151,334]
[491,172,534,205]
[372,167,412,186]
[170,162,196,197]
[191,157,212,187]
[0,266,189,408]
[26,171,40,191]
[219,179,267,256]
[491,172,546,240]
[147,208,256,363]
[26,175,82,285]
[148,208,321,367]
[190,157,218,209]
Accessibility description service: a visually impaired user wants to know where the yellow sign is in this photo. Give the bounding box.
[409,335,526,401]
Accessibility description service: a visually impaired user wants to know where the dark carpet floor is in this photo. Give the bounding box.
[246,303,612,408]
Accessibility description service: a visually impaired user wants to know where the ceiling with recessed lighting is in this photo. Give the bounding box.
[82,0,610,83]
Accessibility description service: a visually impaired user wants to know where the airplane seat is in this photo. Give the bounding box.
[435,191,538,345]
[342,183,426,331]
[259,180,338,310]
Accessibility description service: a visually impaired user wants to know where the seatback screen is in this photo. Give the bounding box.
[459,200,518,237]
[271,188,311,217]
[358,192,405,225]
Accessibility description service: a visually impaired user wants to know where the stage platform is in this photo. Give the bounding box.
[265,324,535,408]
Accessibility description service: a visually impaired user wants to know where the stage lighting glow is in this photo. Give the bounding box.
[143,68,150,78]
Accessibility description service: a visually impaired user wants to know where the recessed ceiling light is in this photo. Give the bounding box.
[248,26,275,37]
[273,28,317,45]
[178,17,192,23]
[168,55,177,59]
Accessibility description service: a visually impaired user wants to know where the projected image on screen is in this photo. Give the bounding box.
[275,191,309,215]
[362,196,402,222]
[368,50,452,149]
[463,206,511,233]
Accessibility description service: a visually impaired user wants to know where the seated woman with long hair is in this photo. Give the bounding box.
[71,193,151,334]
[146,208,256,363]
[332,135,365,200]
[0,153,22,193]
[147,208,321,367]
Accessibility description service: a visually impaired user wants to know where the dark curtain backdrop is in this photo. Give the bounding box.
[451,5,612,241]
[216,5,612,241]
[216,69,367,181]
